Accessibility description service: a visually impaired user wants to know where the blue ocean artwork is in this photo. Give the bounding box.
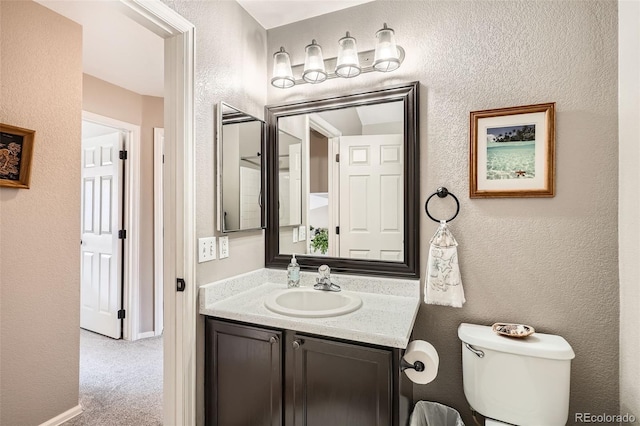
[486,124,536,180]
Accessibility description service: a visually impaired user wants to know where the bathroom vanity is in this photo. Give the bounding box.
[206,318,410,426]
[200,268,420,426]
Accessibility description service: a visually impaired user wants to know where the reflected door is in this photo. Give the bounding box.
[240,166,261,229]
[80,132,123,339]
[338,135,403,261]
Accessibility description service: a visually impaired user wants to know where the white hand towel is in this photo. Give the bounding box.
[425,220,465,307]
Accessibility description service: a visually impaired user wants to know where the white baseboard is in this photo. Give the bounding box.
[39,404,83,426]
[137,331,157,340]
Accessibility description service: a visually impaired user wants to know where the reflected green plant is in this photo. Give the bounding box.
[310,227,328,255]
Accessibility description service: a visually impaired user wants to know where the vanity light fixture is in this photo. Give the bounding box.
[373,23,400,72]
[335,32,361,78]
[302,40,328,84]
[270,23,405,89]
[271,47,295,89]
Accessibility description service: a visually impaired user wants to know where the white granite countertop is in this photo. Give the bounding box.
[199,268,421,349]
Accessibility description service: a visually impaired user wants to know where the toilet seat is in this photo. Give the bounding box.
[485,418,515,426]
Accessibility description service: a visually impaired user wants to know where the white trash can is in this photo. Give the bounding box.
[409,401,465,426]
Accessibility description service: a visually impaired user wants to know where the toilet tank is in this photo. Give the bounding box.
[458,323,575,426]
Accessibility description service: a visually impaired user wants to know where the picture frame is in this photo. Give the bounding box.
[469,102,555,198]
[0,123,35,189]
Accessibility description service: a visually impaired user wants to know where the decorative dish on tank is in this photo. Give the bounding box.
[492,323,535,338]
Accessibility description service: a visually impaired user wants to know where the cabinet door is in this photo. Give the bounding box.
[287,333,392,426]
[205,319,282,426]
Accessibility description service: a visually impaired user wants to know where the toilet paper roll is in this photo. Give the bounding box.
[403,340,439,384]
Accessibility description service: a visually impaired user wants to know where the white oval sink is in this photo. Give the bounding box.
[264,288,362,318]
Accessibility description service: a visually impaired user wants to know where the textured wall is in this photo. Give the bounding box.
[163,0,267,285]
[0,1,83,424]
[618,0,640,419]
[161,1,267,423]
[83,74,164,335]
[267,1,619,423]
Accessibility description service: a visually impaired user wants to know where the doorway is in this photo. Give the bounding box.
[309,116,341,257]
[76,113,164,423]
[75,2,195,423]
[80,112,159,341]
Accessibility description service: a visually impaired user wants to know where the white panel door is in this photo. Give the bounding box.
[339,135,403,260]
[80,132,122,339]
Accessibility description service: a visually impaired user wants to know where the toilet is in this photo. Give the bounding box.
[458,323,575,426]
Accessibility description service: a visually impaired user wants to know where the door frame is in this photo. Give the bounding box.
[115,1,196,424]
[153,127,164,337]
[82,111,141,342]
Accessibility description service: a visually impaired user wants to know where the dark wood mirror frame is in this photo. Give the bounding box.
[264,82,420,279]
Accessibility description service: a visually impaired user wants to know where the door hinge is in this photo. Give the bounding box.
[335,226,340,235]
[117,309,126,319]
[335,153,340,162]
[162,154,165,164]
[119,150,128,160]
[118,230,127,239]
[177,278,186,292]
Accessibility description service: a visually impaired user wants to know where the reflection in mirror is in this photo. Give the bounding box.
[278,130,302,227]
[279,102,404,261]
[266,82,419,278]
[216,102,264,233]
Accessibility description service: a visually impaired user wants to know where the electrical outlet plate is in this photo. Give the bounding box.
[198,237,216,263]
[292,227,298,243]
[298,225,306,240]
[219,236,229,259]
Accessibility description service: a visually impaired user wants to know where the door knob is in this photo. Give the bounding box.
[269,336,278,344]
[292,339,303,349]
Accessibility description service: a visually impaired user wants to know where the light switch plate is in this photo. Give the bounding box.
[198,237,216,263]
[298,225,306,240]
[219,236,229,259]
[292,227,298,243]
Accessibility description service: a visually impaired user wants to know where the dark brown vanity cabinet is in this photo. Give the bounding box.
[205,318,412,426]
[205,319,282,426]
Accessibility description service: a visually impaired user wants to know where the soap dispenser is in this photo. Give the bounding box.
[287,254,300,288]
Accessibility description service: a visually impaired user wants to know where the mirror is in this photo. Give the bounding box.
[216,102,265,233]
[265,82,420,278]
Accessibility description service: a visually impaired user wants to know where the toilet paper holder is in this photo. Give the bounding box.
[400,358,425,372]
[401,340,438,384]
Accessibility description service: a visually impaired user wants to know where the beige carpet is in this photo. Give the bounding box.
[64,329,163,426]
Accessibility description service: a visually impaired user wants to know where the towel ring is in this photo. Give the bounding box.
[425,187,460,223]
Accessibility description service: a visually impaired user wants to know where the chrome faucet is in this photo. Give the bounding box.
[314,265,341,292]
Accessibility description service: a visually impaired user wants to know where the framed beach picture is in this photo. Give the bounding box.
[0,123,35,189]
[469,103,555,198]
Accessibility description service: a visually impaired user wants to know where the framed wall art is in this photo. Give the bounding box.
[469,102,555,198]
[0,123,35,189]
